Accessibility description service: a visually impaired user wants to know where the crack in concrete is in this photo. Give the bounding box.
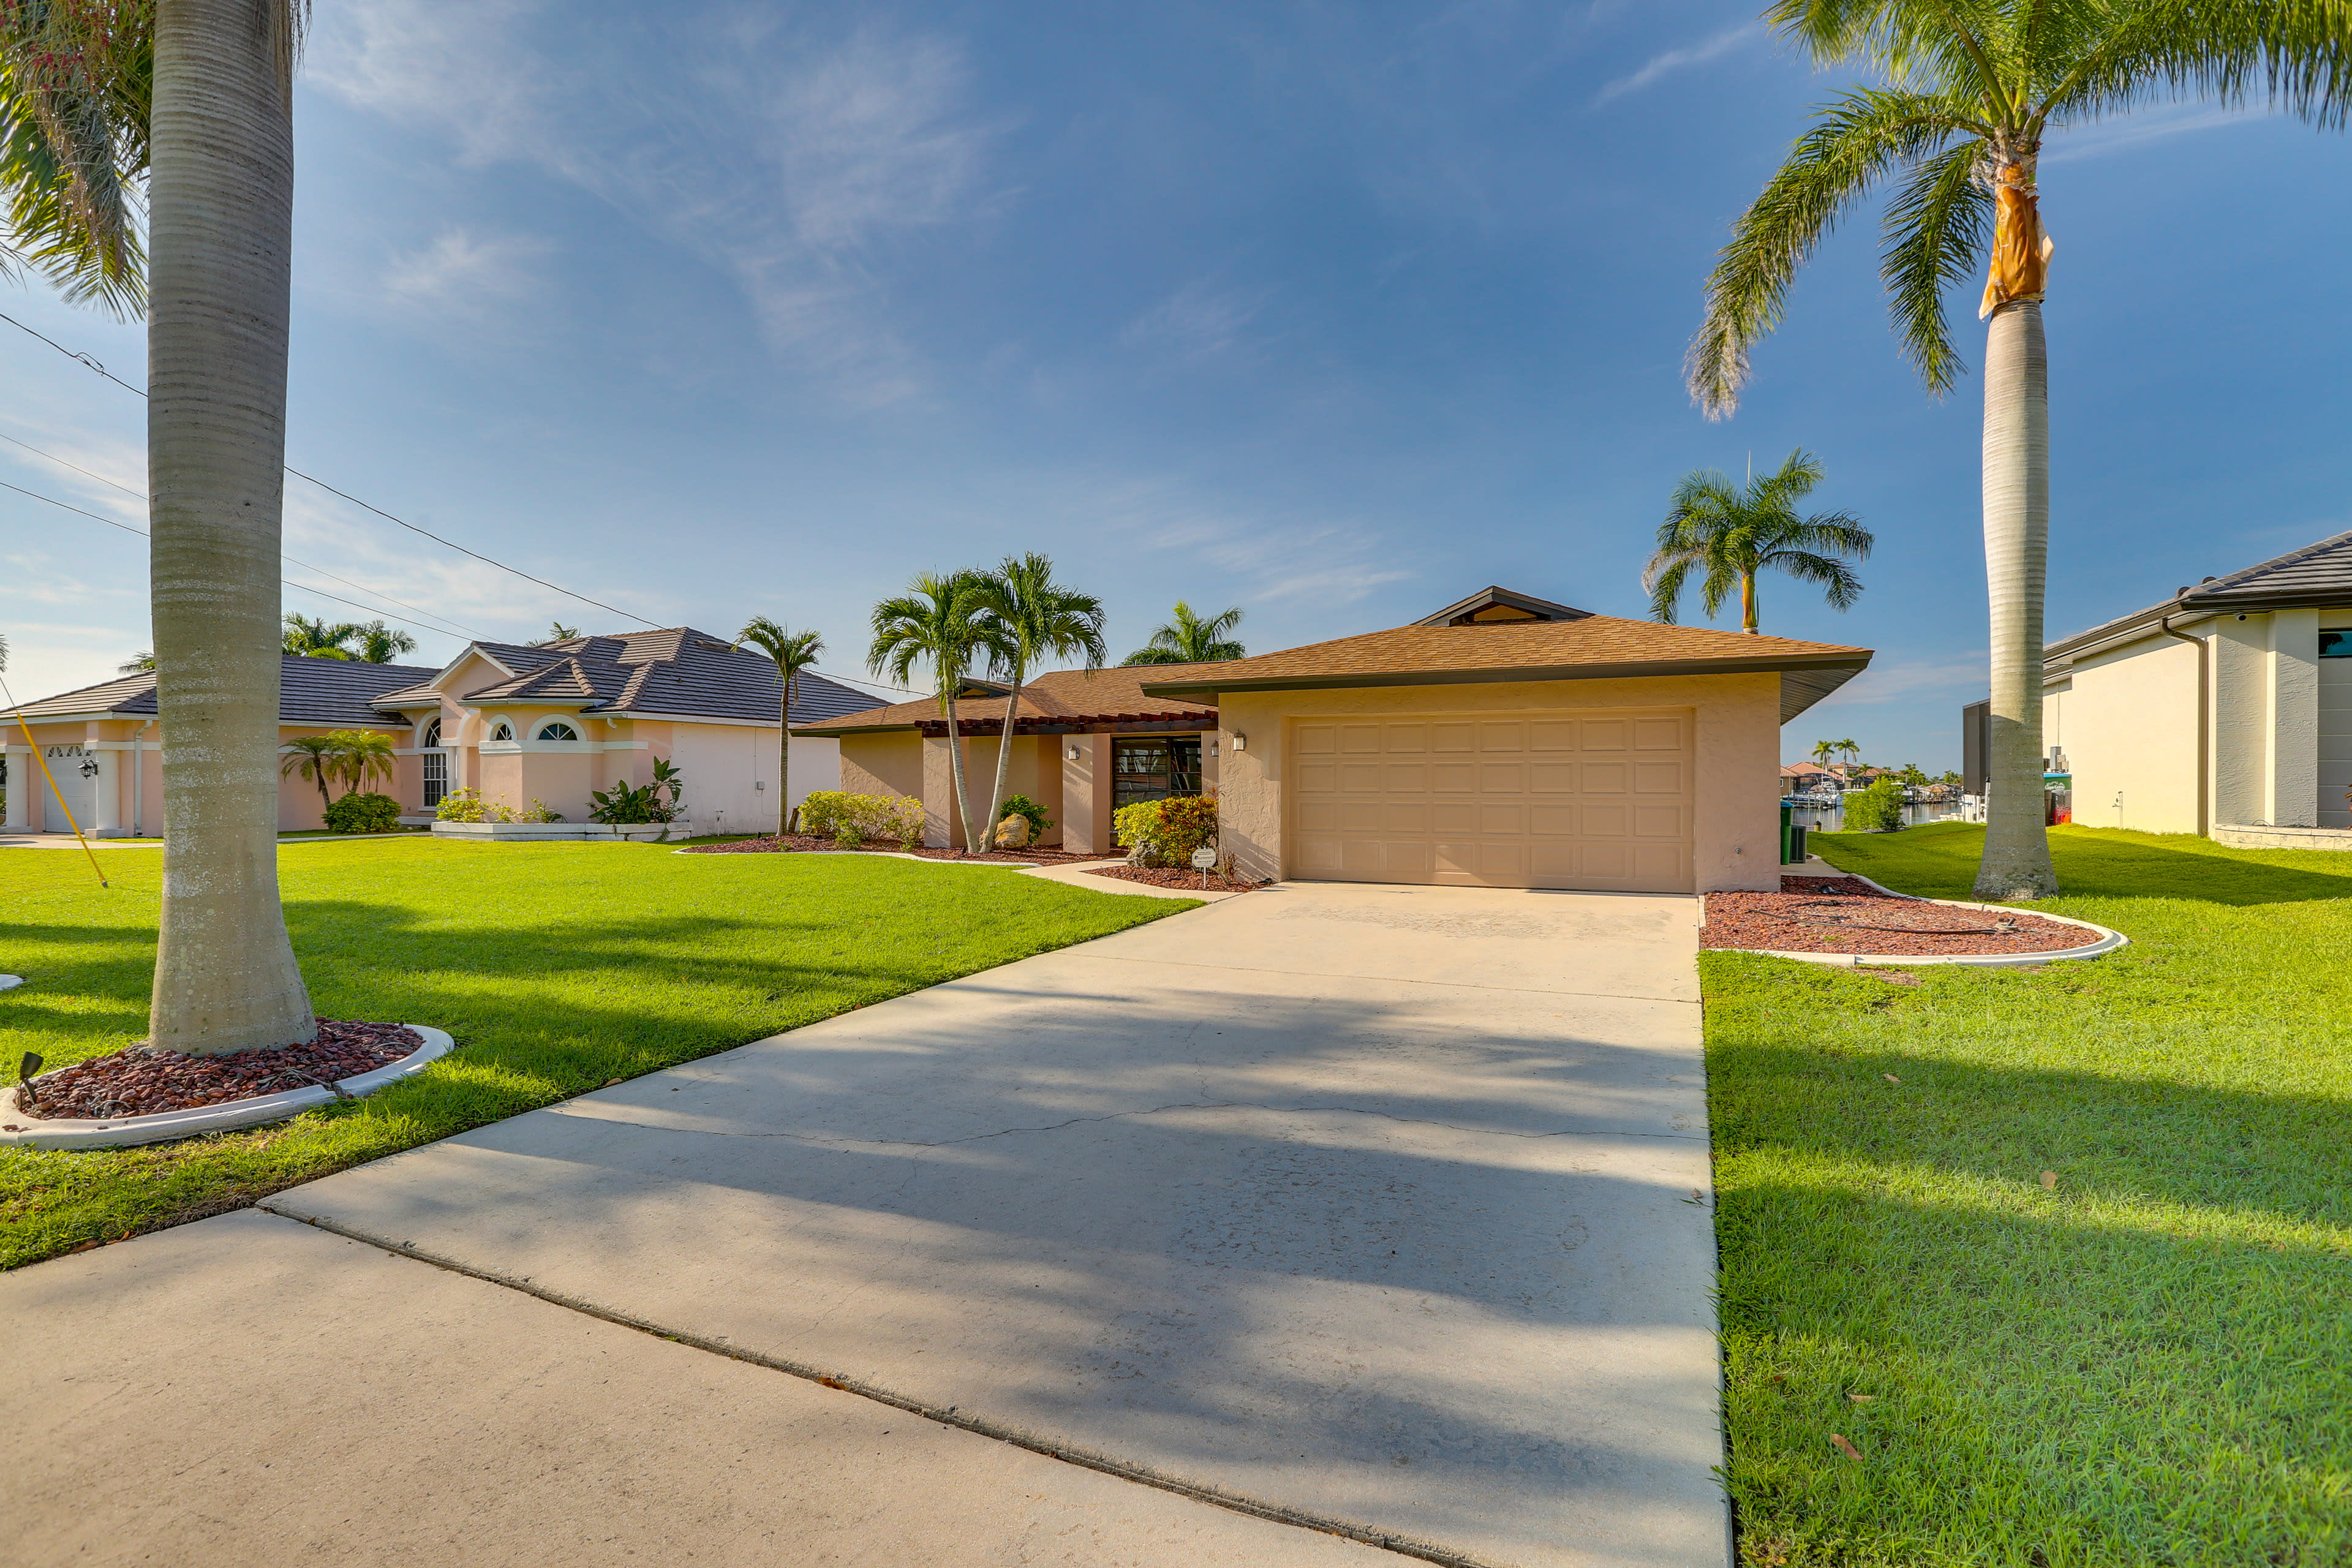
[546,1098,1709,1147]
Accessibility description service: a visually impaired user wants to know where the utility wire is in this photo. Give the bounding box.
[0,307,664,629]
[0,428,488,642]
[0,477,469,640]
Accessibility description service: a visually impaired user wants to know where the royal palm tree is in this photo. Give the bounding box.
[148,0,319,1052]
[348,620,418,663]
[870,572,1007,854]
[0,0,149,314]
[279,734,341,818]
[1121,601,1245,666]
[282,612,357,660]
[973,554,1106,851]
[1645,450,1871,633]
[1809,737,1839,769]
[1689,0,2352,898]
[737,615,824,834]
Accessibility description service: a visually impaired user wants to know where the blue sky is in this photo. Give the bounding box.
[4,1,2350,768]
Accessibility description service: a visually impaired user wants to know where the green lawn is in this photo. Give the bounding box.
[0,839,1191,1270]
[1711,823,2352,1567]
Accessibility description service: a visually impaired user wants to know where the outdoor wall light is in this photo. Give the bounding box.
[1231,733,1246,752]
[78,757,99,780]
[1066,744,1082,761]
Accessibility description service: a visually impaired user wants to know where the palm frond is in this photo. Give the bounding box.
[2038,0,2352,132]
[1878,140,1989,395]
[1687,86,1974,417]
[1762,548,1867,609]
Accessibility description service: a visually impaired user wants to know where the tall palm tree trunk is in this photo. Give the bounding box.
[984,661,1023,851]
[778,672,792,833]
[942,691,979,851]
[146,0,314,1052]
[1973,301,2058,899]
[1740,571,1758,633]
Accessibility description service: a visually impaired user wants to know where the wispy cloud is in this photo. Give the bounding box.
[1082,483,1411,605]
[1120,278,1274,361]
[311,1,999,405]
[383,228,549,320]
[1593,22,1761,107]
[2042,104,2252,163]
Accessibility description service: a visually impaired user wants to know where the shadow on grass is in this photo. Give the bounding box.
[1814,823,2352,908]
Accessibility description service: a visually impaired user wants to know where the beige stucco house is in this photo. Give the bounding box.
[799,586,1872,892]
[1996,530,2352,846]
[1,630,870,836]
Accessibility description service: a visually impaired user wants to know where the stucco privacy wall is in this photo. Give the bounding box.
[839,731,922,807]
[1212,672,1782,891]
[915,733,1061,848]
[2064,633,2201,834]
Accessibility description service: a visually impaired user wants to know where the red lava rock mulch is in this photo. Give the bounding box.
[1082,865,1265,892]
[682,834,1084,865]
[11,1020,425,1123]
[1702,874,2095,957]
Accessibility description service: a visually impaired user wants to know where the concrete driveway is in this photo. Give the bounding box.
[4,881,1724,1568]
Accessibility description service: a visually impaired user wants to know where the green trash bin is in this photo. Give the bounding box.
[1779,802,1806,866]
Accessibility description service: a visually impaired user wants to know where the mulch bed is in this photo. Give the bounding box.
[10,1020,424,1123]
[1084,865,1265,893]
[682,834,1086,865]
[1701,874,2095,957]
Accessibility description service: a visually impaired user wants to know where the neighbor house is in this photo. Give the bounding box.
[799,586,1872,892]
[1970,529,2352,846]
[1,629,872,835]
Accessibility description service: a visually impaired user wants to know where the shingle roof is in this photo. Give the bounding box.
[794,665,1219,736]
[0,656,440,727]
[377,628,875,726]
[1136,616,1871,723]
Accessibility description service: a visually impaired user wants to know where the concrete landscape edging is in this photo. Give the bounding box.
[2212,822,2352,851]
[1723,860,2128,968]
[434,821,690,843]
[0,1025,457,1151]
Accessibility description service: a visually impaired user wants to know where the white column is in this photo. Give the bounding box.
[91,745,122,836]
[2268,608,2320,827]
[2,747,28,830]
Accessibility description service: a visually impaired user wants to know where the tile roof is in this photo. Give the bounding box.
[1136,616,1871,722]
[392,628,880,725]
[1,656,440,727]
[794,665,1219,735]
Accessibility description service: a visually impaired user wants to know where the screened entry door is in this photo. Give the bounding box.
[1287,709,1695,892]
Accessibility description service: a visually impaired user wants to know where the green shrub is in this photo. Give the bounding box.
[1843,777,1907,833]
[514,798,564,823]
[434,788,489,823]
[800,790,924,848]
[324,791,402,833]
[1115,794,1216,865]
[996,793,1052,841]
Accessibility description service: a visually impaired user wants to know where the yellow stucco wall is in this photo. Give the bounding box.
[2063,632,2201,833]
[1212,673,1783,891]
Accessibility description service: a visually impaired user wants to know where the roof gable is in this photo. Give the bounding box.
[1412,586,1594,627]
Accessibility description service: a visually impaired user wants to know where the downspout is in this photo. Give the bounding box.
[2158,611,2209,837]
[132,718,155,836]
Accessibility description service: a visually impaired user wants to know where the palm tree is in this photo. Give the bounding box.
[326,729,396,796]
[531,622,579,646]
[147,0,318,1053]
[1121,601,1245,666]
[0,0,149,315]
[1644,450,1871,633]
[737,615,824,834]
[1809,737,1839,769]
[119,650,155,673]
[1689,1,2352,899]
[280,735,342,818]
[282,612,358,660]
[973,554,1106,850]
[870,573,1007,854]
[348,620,418,663]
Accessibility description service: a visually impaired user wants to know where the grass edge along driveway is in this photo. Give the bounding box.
[0,838,1194,1270]
[1707,823,2351,1568]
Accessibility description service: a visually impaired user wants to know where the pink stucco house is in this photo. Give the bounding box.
[2,629,871,836]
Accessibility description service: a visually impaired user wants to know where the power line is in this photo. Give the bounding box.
[0,426,488,641]
[0,476,470,641]
[0,307,664,630]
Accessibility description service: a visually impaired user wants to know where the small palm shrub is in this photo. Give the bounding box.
[323,791,402,833]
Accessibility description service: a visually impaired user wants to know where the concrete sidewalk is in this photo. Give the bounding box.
[5,881,1725,1566]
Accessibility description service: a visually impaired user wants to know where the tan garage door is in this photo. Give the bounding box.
[1288,710,1695,892]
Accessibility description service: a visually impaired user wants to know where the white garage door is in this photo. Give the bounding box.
[1288,710,1695,892]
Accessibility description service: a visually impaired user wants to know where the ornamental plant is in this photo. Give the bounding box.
[1115,795,1216,865]
[434,788,490,823]
[323,792,401,834]
[996,793,1052,842]
[1844,777,1907,834]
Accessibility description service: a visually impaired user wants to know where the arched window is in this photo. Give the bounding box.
[490,721,514,741]
[421,718,442,748]
[537,720,580,741]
